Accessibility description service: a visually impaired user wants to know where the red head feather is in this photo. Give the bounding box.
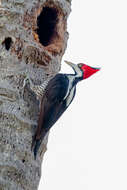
[78,64,100,79]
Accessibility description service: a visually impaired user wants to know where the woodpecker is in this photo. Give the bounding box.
[32,61,100,158]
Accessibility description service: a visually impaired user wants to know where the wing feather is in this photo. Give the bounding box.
[32,74,69,155]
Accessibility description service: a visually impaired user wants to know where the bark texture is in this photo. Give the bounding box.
[0,0,71,189]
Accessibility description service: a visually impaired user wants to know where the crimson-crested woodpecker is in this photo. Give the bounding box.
[32,61,100,158]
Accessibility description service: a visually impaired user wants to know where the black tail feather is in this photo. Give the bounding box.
[33,139,41,159]
[31,130,47,159]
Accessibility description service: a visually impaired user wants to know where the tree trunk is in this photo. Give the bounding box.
[0,0,71,189]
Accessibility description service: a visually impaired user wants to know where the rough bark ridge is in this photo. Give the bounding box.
[0,0,71,189]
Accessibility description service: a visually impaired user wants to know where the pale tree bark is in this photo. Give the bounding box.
[0,0,71,189]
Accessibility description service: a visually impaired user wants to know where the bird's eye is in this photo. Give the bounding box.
[78,63,83,68]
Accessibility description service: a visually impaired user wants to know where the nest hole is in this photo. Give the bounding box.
[22,159,25,163]
[37,7,58,46]
[2,37,12,50]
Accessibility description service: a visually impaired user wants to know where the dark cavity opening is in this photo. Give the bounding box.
[37,7,58,46]
[2,37,12,50]
[22,159,25,163]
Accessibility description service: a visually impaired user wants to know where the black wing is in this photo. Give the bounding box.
[32,74,69,158]
[42,74,70,129]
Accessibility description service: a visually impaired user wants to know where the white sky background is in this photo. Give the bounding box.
[39,0,127,190]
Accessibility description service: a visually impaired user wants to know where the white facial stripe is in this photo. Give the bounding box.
[64,75,74,100]
[66,86,75,107]
[70,63,83,78]
[65,61,83,78]
[76,67,83,78]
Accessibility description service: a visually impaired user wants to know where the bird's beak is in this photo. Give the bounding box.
[64,60,76,67]
[64,60,79,74]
